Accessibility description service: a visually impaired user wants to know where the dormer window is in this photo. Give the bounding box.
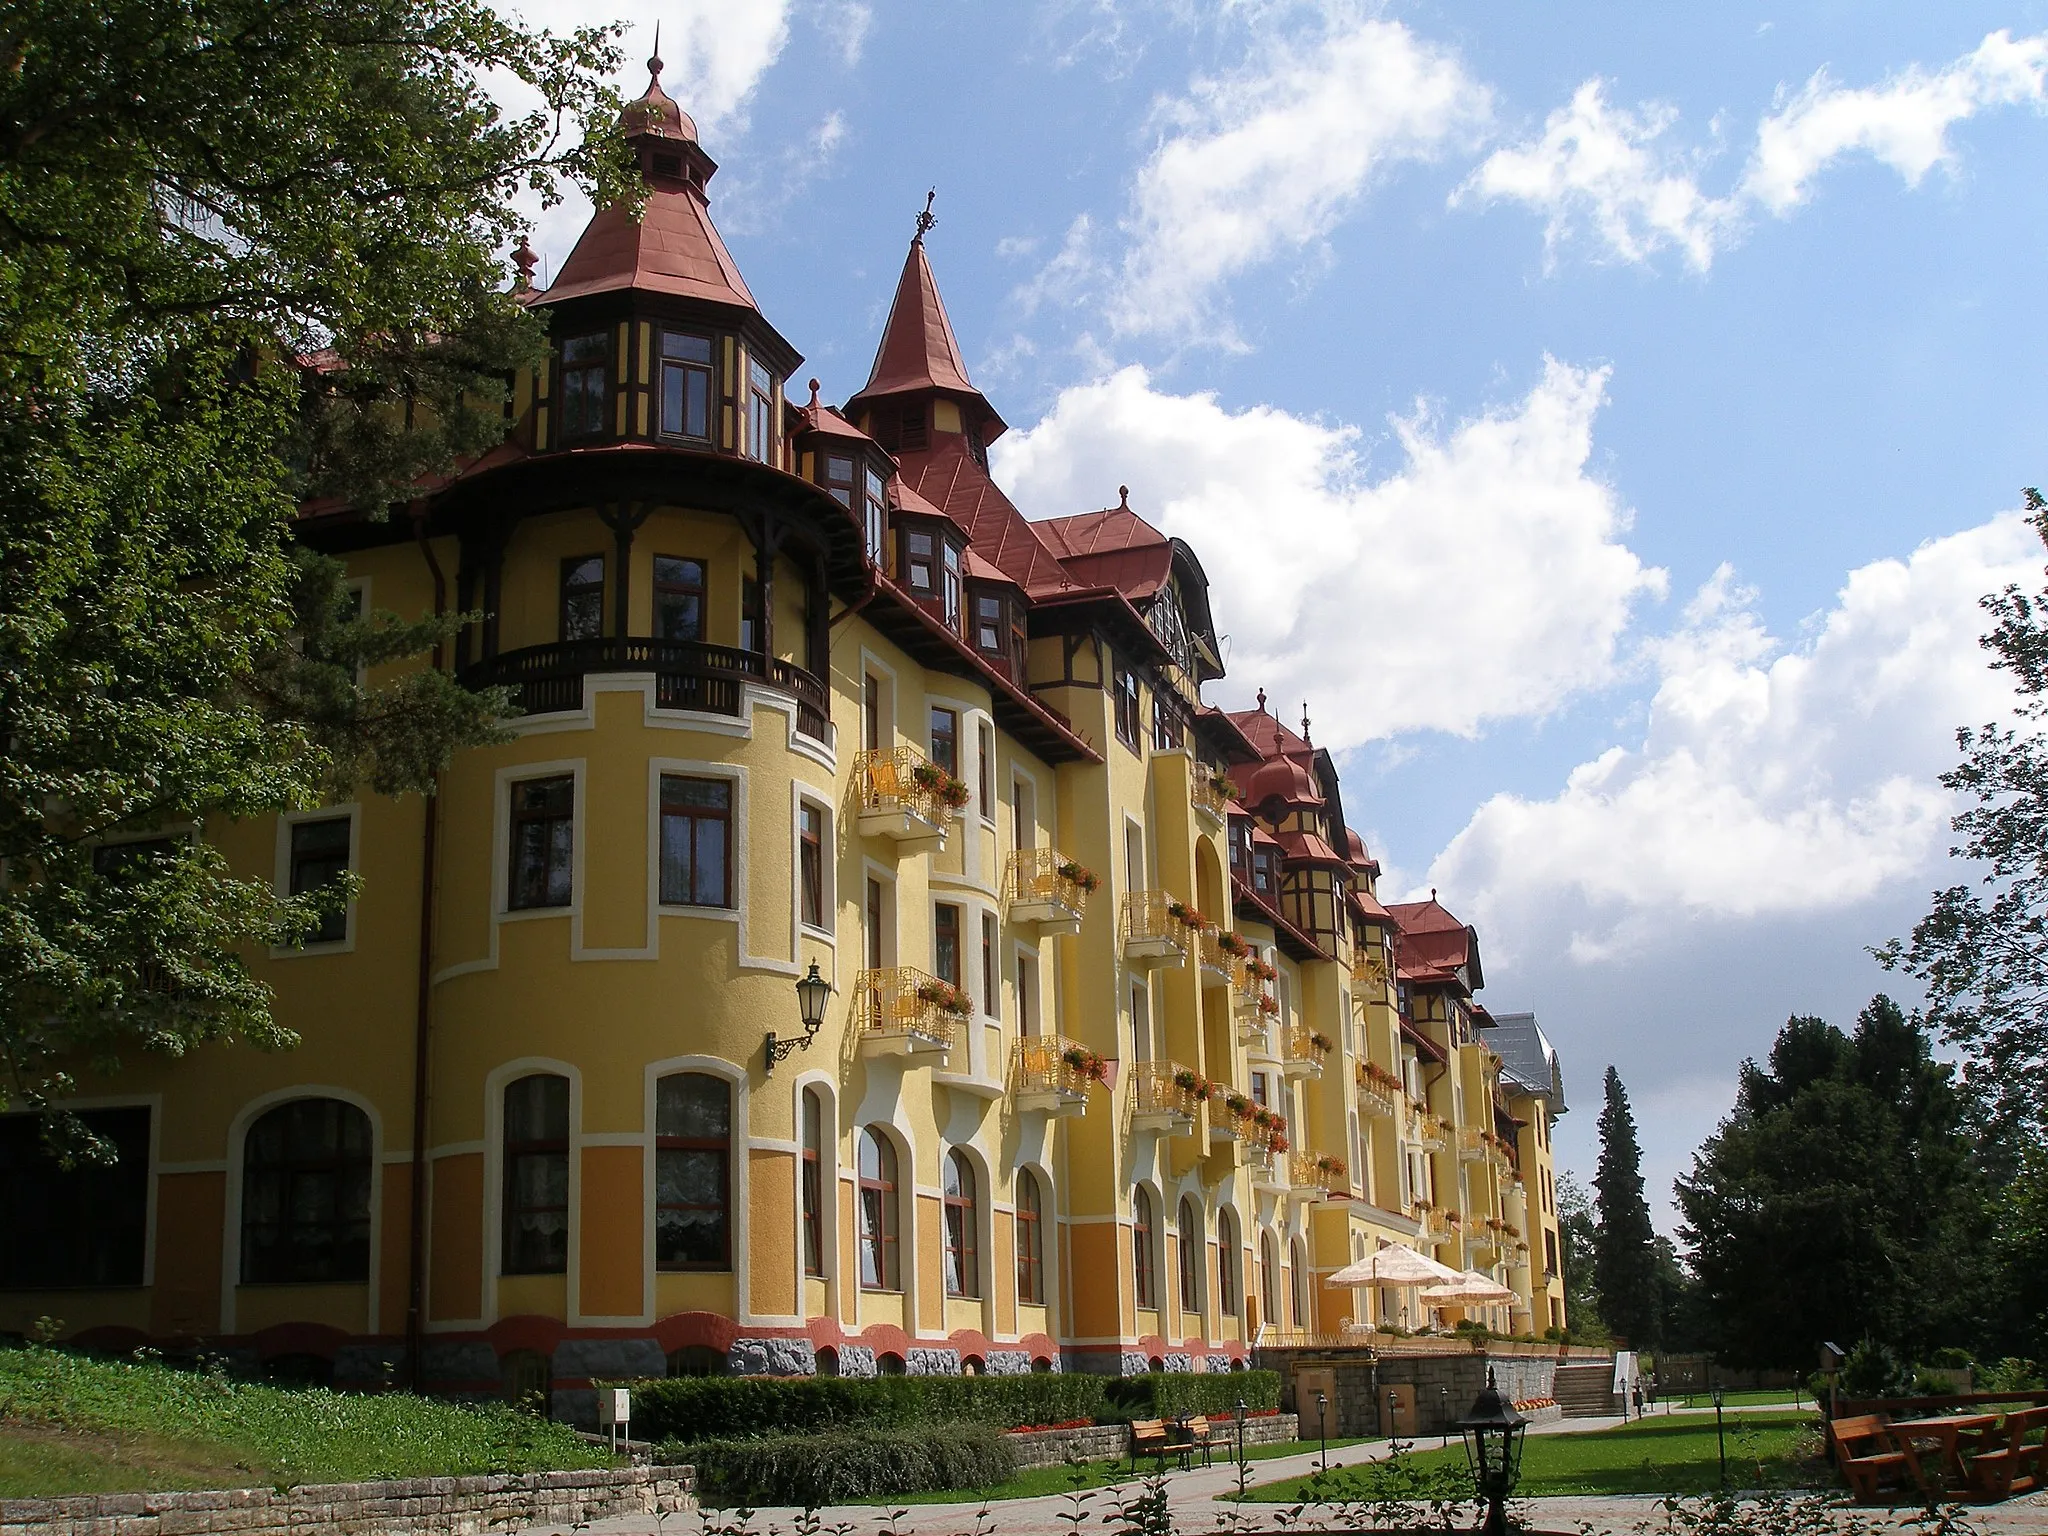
[905,528,934,594]
[863,467,887,567]
[659,331,713,441]
[560,334,609,439]
[966,427,988,471]
[1253,847,1275,897]
[825,454,855,507]
[974,593,1002,654]
[941,542,961,629]
[747,357,775,462]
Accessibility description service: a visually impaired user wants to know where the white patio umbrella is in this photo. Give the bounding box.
[1419,1269,1517,1305]
[1324,1244,1464,1289]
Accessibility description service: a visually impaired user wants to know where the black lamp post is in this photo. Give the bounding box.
[1711,1380,1727,1489]
[1454,1369,1528,1536]
[1236,1395,1248,1466]
[1439,1384,1450,1447]
[765,962,831,1072]
[1316,1390,1328,1472]
[1387,1387,1400,1442]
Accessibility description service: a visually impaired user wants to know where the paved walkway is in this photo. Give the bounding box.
[574,1409,2048,1536]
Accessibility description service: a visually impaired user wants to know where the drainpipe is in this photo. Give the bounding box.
[404,508,447,1393]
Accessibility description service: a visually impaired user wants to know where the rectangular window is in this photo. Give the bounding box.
[288,815,352,944]
[659,775,733,908]
[799,804,825,929]
[502,1075,570,1275]
[1152,695,1184,752]
[741,574,762,653]
[1017,953,1037,1036]
[864,674,882,752]
[559,555,605,642]
[508,775,574,910]
[981,912,998,1016]
[656,1073,731,1270]
[1113,666,1141,749]
[1252,1072,1269,1107]
[905,528,934,593]
[92,838,174,878]
[864,466,888,567]
[801,1091,826,1278]
[824,452,855,507]
[560,333,609,439]
[975,594,1003,654]
[0,1107,150,1288]
[929,706,958,776]
[658,331,713,441]
[977,722,993,819]
[935,902,961,987]
[941,542,962,629]
[1131,984,1149,1061]
[653,556,705,641]
[747,356,775,463]
[866,877,886,969]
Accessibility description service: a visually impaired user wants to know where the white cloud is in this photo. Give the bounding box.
[1453,81,1739,271]
[1109,10,1491,343]
[813,1,873,67]
[992,358,1665,743]
[1463,29,2048,268]
[1425,513,2046,960]
[1747,29,2048,213]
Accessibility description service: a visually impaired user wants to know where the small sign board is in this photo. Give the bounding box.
[597,1387,631,1428]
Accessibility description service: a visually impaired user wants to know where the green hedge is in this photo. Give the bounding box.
[668,1425,1017,1505]
[627,1372,1107,1442]
[1100,1370,1282,1421]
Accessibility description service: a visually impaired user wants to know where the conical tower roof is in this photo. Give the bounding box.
[846,210,1005,437]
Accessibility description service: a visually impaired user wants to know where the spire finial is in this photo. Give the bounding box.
[511,235,538,291]
[1256,687,1267,713]
[807,377,821,408]
[648,21,663,80]
[1118,484,1129,509]
[915,188,937,242]
[1302,702,1311,744]
[1431,887,1438,901]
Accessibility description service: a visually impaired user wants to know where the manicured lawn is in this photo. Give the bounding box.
[847,1436,1374,1505]
[1665,1388,1811,1408]
[1246,1412,1824,1501]
[0,1346,612,1497]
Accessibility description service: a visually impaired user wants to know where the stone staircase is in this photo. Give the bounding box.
[1554,1360,1619,1418]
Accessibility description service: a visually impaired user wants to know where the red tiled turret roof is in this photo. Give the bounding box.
[847,227,1006,436]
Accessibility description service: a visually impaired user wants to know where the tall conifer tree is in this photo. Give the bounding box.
[1594,1067,1661,1348]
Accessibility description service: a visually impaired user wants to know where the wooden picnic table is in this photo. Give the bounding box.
[1888,1412,2001,1489]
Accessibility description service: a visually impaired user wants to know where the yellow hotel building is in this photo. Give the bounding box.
[0,61,1566,1415]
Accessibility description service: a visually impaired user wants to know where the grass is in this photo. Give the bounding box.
[0,1345,613,1498]
[1666,1388,1810,1408]
[1246,1411,1825,1502]
[838,1436,1376,1505]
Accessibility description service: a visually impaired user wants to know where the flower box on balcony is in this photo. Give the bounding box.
[1282,1026,1330,1081]
[1121,892,1191,968]
[853,967,959,1061]
[1131,1061,1201,1135]
[1012,1035,1100,1118]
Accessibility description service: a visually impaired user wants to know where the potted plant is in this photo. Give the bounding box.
[1061,1045,1108,1084]
[1315,1154,1347,1179]
[1216,930,1250,958]
[916,978,970,1016]
[1308,1031,1334,1054]
[1224,1092,1251,1118]
[1056,860,1101,892]
[1247,956,1278,983]
[1257,993,1279,1016]
[1269,1132,1290,1155]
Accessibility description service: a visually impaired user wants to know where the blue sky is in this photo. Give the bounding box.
[509,1,2048,1229]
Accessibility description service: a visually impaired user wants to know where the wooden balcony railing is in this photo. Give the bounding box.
[1413,1205,1451,1242]
[1122,891,1197,965]
[1130,1060,1202,1130]
[1012,1034,1099,1116]
[854,746,952,840]
[463,638,829,739]
[851,966,962,1057]
[1356,1062,1402,1118]
[1457,1126,1489,1161]
[1408,1105,1446,1151]
[1292,1150,1346,1199]
[1282,1025,1330,1079]
[1190,768,1234,822]
[1003,848,1093,933]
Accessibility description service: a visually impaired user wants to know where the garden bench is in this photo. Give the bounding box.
[1964,1405,2048,1501]
[1829,1413,1922,1504]
[1182,1414,1218,1467]
[1128,1418,1174,1471]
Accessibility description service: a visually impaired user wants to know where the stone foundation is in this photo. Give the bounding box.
[0,1465,694,1536]
[1004,1413,1301,1469]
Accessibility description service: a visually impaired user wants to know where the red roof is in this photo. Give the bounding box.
[539,188,760,310]
[1034,501,1177,603]
[848,236,1004,434]
[1229,705,1313,761]
[795,381,879,444]
[1387,896,1479,983]
[897,434,1074,595]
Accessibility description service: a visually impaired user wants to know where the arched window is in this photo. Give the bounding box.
[1132,1186,1156,1310]
[943,1149,980,1298]
[801,1087,826,1279]
[858,1128,900,1291]
[1177,1196,1201,1316]
[1290,1236,1310,1328]
[877,1350,907,1375]
[1216,1208,1239,1316]
[1015,1168,1045,1305]
[666,1345,727,1378]
[503,1074,570,1274]
[656,1073,730,1270]
[1259,1231,1279,1326]
[241,1098,372,1284]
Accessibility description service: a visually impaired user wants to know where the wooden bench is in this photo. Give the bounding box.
[1830,1414,1921,1504]
[1183,1414,1218,1468]
[1966,1406,2048,1501]
[1129,1418,1173,1472]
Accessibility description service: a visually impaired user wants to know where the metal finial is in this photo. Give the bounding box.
[808,377,822,407]
[1302,702,1311,744]
[511,236,538,290]
[1256,687,1267,713]
[1118,485,1129,509]
[648,21,663,79]
[915,188,937,241]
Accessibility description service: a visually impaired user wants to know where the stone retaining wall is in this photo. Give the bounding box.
[0,1464,694,1536]
[1259,1347,1567,1439]
[1005,1414,1300,1469]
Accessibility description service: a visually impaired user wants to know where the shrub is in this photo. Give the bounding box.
[670,1424,1016,1505]
[1979,1357,2044,1392]
[626,1371,1106,1442]
[1839,1339,1914,1400]
[1100,1370,1281,1422]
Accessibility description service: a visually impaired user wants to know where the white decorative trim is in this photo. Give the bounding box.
[268,803,361,958]
[434,759,586,982]
[481,1057,584,1326]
